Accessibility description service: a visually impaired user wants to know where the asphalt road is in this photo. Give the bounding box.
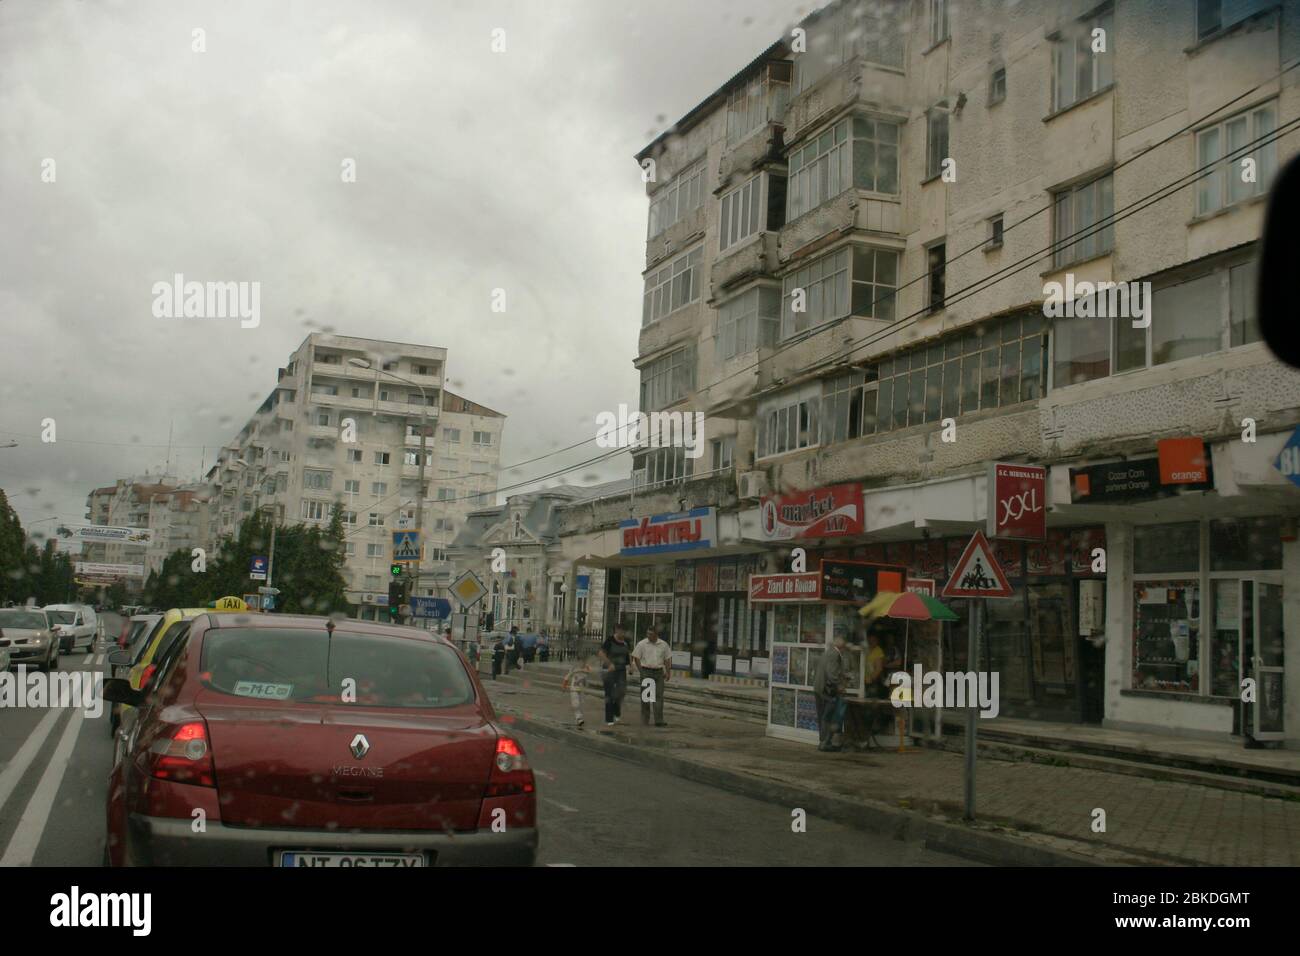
[0,611,974,866]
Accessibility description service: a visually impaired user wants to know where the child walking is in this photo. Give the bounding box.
[562,657,592,730]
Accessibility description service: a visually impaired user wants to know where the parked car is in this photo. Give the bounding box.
[0,608,59,671]
[44,604,97,653]
[103,612,537,866]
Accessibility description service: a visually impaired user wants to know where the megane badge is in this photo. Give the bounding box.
[350,733,370,759]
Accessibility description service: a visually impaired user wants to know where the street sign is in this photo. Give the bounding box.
[249,555,268,581]
[942,531,1014,599]
[449,570,488,609]
[391,531,421,563]
[906,577,936,596]
[410,596,452,619]
[74,562,144,578]
[1275,425,1300,489]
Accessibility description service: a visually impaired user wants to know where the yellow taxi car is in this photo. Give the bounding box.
[110,597,253,755]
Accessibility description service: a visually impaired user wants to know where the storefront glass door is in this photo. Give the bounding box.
[1247,579,1285,741]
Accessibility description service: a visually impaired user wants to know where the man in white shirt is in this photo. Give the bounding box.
[631,628,673,727]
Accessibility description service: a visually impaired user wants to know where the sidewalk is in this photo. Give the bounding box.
[483,669,1300,866]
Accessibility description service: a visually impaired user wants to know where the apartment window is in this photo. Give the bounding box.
[1052,6,1113,112]
[639,346,697,411]
[349,387,364,398]
[343,478,360,495]
[791,0,904,93]
[368,512,384,527]
[787,117,900,222]
[927,242,946,313]
[403,450,427,467]
[642,245,703,326]
[473,431,493,447]
[301,500,329,521]
[437,487,455,501]
[382,360,398,371]
[929,0,949,46]
[437,466,455,478]
[371,481,387,496]
[851,117,900,194]
[347,449,363,463]
[303,469,333,491]
[470,460,491,474]
[989,67,1006,106]
[341,510,357,526]
[634,447,695,487]
[413,364,435,376]
[434,518,453,532]
[344,542,355,557]
[1196,103,1276,216]
[317,353,341,364]
[926,104,949,180]
[306,437,335,451]
[1229,259,1260,346]
[367,544,383,558]
[726,63,792,145]
[1052,173,1114,268]
[407,393,436,406]
[720,176,761,251]
[715,287,780,361]
[871,313,1044,431]
[374,452,390,466]
[988,214,1004,249]
[310,383,338,396]
[443,427,461,443]
[316,413,331,427]
[647,162,705,239]
[820,369,875,444]
[710,436,735,472]
[379,390,391,402]
[781,246,898,339]
[1197,0,1222,40]
[757,382,821,458]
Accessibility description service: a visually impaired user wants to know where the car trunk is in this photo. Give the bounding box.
[196,691,497,832]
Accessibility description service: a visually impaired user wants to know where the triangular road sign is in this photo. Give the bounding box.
[942,530,1014,599]
[392,531,421,562]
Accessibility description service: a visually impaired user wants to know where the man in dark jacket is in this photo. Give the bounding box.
[813,635,848,752]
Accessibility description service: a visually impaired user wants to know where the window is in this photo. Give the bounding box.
[443,427,461,443]
[851,117,900,194]
[301,500,329,521]
[550,580,566,623]
[720,176,761,251]
[642,246,703,326]
[310,383,338,396]
[371,481,388,496]
[341,510,357,527]
[639,346,696,411]
[367,544,383,558]
[365,575,382,591]
[1196,103,1276,216]
[715,287,779,361]
[1151,272,1222,365]
[470,460,491,474]
[437,487,455,501]
[374,452,390,466]
[927,243,946,313]
[434,518,453,532]
[403,450,426,466]
[987,214,1004,249]
[757,383,821,458]
[303,469,332,491]
[647,162,705,239]
[1229,259,1259,346]
[347,449,363,463]
[781,246,898,339]
[413,364,435,376]
[926,104,949,180]
[315,413,331,427]
[344,542,355,556]
[791,0,904,93]
[710,436,735,472]
[379,390,391,402]
[989,67,1006,106]
[1051,6,1113,112]
[1052,174,1113,268]
[929,0,949,46]
[820,369,875,444]
[472,430,493,447]
[317,352,341,364]
[726,63,791,145]
[634,447,695,487]
[368,512,384,527]
[786,117,900,222]
[1197,0,1222,40]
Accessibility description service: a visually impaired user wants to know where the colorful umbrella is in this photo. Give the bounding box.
[858,591,959,623]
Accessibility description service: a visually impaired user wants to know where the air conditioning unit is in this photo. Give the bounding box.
[361,593,376,604]
[736,471,769,501]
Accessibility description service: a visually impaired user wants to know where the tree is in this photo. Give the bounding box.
[0,488,26,605]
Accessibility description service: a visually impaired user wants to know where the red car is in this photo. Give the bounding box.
[103,613,537,867]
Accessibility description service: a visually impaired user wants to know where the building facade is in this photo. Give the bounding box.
[558,0,1300,747]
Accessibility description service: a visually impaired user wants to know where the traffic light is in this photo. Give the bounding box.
[390,563,403,577]
[387,579,403,616]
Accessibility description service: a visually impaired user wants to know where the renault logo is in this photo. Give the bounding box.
[349,733,370,759]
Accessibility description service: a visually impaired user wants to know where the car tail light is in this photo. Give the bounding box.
[484,736,534,797]
[139,663,157,690]
[146,721,216,787]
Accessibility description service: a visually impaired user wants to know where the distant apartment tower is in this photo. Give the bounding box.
[208,332,505,619]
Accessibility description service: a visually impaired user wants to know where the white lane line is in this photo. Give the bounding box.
[94,653,104,667]
[0,708,66,818]
[0,707,87,866]
[542,797,580,814]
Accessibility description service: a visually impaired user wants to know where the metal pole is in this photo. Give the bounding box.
[964,599,980,821]
[412,401,428,623]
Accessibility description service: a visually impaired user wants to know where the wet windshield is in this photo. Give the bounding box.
[0,611,47,630]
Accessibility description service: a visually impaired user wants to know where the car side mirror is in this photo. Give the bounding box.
[107,649,131,667]
[101,678,144,707]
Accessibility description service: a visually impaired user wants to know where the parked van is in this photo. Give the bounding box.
[44,604,98,653]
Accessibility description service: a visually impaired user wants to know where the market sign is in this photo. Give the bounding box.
[73,562,144,578]
[1157,437,1210,485]
[620,507,716,556]
[61,525,154,546]
[820,561,905,605]
[759,483,863,540]
[748,572,822,603]
[987,463,1046,540]
[1069,455,1212,504]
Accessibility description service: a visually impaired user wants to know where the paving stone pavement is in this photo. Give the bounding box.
[488,676,1300,866]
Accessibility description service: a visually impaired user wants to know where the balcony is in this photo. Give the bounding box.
[711,233,780,296]
[376,398,439,418]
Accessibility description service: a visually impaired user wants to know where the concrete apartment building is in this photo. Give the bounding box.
[556,0,1300,747]
[207,333,504,619]
[80,474,189,589]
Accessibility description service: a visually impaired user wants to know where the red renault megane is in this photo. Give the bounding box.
[103,613,537,866]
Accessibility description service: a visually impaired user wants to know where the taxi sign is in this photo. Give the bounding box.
[449,570,488,609]
[209,595,249,611]
[942,531,1014,599]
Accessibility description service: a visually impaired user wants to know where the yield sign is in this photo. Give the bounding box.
[942,530,1014,599]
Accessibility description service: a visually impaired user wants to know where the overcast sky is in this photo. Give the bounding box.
[0,0,813,539]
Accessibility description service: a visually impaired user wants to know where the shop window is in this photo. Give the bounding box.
[1209,518,1282,571]
[1132,582,1200,693]
[1209,579,1241,698]
[1151,272,1221,365]
[1134,522,1199,574]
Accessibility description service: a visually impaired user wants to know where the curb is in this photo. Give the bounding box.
[497,707,1165,868]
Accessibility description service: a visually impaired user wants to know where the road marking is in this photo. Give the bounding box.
[542,797,580,813]
[0,708,66,819]
[0,707,86,866]
[545,862,578,866]
[94,653,103,667]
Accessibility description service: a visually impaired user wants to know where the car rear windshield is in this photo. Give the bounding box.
[0,610,46,629]
[200,628,475,708]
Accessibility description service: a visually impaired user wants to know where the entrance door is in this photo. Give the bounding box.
[1245,580,1285,741]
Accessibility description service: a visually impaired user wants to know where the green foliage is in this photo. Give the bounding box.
[0,492,75,606]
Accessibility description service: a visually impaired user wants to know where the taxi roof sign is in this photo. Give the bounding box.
[207,596,249,611]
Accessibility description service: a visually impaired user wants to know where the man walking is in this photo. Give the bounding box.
[598,626,632,726]
[632,627,672,726]
[813,634,848,752]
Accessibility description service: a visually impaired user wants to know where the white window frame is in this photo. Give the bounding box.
[1052,173,1114,269]
[720,175,762,252]
[1051,6,1114,113]
[642,245,703,327]
[926,103,949,180]
[756,382,822,460]
[929,0,949,46]
[1195,102,1276,217]
[715,286,780,361]
[647,161,705,239]
[639,345,696,411]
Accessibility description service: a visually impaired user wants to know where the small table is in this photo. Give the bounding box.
[840,697,896,750]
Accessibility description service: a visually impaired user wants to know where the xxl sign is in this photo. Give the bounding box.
[760,483,863,540]
[987,463,1046,541]
[620,507,717,556]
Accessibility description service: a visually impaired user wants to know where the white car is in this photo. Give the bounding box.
[44,604,97,653]
[0,607,59,670]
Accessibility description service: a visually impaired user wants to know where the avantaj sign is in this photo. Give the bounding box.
[620,507,717,556]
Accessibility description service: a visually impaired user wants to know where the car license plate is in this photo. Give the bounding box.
[278,851,425,867]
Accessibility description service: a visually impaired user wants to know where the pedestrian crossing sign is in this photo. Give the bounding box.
[942,530,1014,599]
[392,531,421,563]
